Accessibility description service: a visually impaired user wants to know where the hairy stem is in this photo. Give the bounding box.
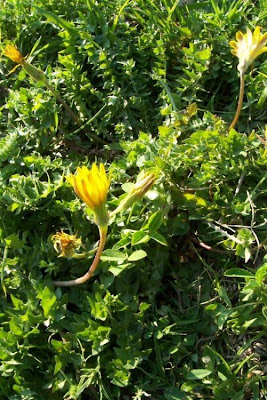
[229,73,245,130]
[53,226,107,287]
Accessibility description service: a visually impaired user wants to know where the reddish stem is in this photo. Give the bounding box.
[53,226,107,287]
[229,73,245,130]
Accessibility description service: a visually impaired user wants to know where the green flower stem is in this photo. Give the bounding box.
[72,248,97,259]
[45,82,106,144]
[45,82,83,128]
[53,225,107,287]
[229,73,245,130]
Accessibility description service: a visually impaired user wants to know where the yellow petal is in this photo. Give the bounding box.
[3,44,24,64]
[229,41,238,50]
[230,26,267,74]
[66,163,110,213]
[236,31,243,42]
[259,32,267,46]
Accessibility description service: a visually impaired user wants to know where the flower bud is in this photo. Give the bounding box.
[113,171,156,214]
[23,61,47,83]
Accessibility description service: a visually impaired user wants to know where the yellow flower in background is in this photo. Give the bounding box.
[66,163,110,227]
[3,43,85,127]
[229,26,267,74]
[52,231,82,258]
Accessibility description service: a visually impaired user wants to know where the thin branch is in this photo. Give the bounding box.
[190,236,233,255]
[206,221,243,245]
[234,170,245,197]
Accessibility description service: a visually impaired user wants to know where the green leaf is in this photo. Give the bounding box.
[224,268,254,278]
[187,369,212,380]
[164,387,191,400]
[131,231,150,246]
[183,193,207,207]
[101,249,127,262]
[147,210,164,232]
[150,232,168,246]
[128,250,147,262]
[4,234,25,250]
[34,6,78,34]
[54,355,63,375]
[158,126,174,137]
[217,286,232,307]
[41,287,57,318]
[9,318,23,336]
[258,85,267,108]
[10,294,24,310]
[113,237,131,249]
[109,263,131,276]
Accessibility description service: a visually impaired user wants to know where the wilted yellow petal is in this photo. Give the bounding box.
[3,44,24,64]
[52,231,82,258]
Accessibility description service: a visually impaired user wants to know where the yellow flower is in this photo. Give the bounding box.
[230,26,267,74]
[66,163,110,227]
[3,43,47,82]
[52,231,82,258]
[3,44,25,64]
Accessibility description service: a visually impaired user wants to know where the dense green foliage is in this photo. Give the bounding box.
[0,0,266,399]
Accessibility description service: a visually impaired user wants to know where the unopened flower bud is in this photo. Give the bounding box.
[113,171,156,214]
[23,61,47,83]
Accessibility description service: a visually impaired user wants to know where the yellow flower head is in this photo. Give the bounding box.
[230,26,267,74]
[66,163,110,227]
[3,43,47,82]
[3,44,25,64]
[52,231,82,258]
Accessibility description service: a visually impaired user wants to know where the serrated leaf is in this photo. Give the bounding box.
[41,287,57,318]
[4,234,25,250]
[9,318,23,336]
